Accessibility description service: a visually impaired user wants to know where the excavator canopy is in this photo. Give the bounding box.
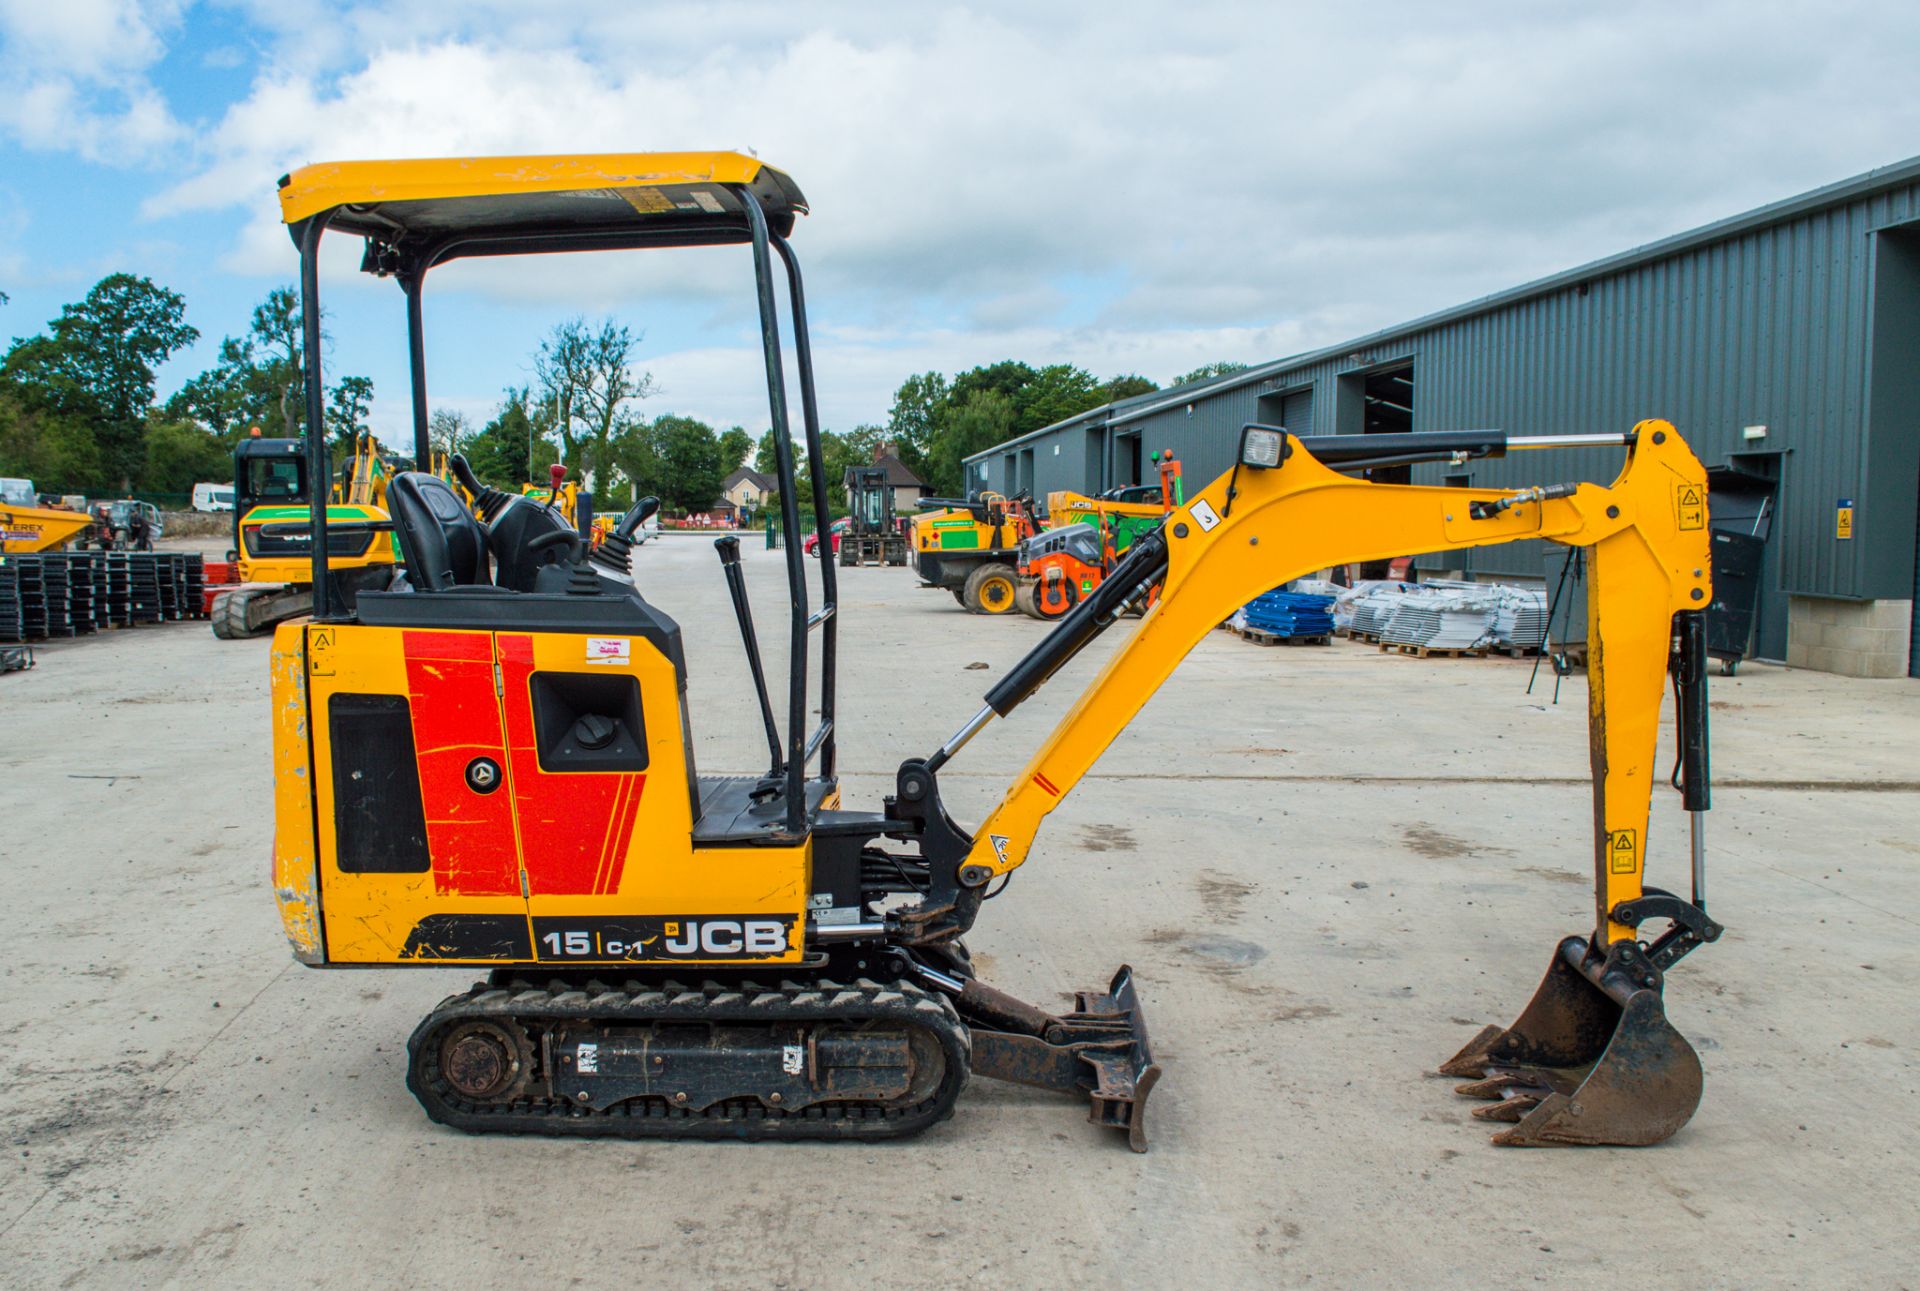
[276,151,807,263]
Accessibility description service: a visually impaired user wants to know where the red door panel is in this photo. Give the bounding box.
[400,629,520,896]
[497,633,646,897]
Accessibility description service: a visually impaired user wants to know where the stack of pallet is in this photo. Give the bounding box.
[1229,587,1337,646]
[1379,585,1496,656]
[0,560,23,642]
[103,553,133,626]
[0,551,209,645]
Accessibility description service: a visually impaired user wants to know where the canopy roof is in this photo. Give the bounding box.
[276,151,807,266]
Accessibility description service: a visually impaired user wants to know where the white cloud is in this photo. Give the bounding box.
[0,0,186,160]
[29,1,1920,432]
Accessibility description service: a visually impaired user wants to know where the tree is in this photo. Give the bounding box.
[884,371,946,483]
[0,392,101,493]
[326,375,374,453]
[928,389,1016,495]
[1011,363,1104,432]
[648,415,728,512]
[533,317,656,487]
[459,388,539,487]
[428,409,471,460]
[1,273,198,488]
[142,419,232,495]
[753,427,790,477]
[719,425,753,473]
[166,286,372,448]
[1100,373,1159,402]
[1172,360,1249,386]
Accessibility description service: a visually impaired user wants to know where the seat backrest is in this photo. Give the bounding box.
[388,472,489,591]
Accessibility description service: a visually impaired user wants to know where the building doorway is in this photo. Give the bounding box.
[1336,362,1416,577]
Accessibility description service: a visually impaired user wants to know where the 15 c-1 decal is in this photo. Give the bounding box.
[530,915,794,961]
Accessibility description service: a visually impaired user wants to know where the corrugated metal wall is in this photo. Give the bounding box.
[966,170,1920,637]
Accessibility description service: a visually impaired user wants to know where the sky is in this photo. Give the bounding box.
[2,1,1919,448]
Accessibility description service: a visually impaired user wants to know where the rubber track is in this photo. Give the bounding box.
[406,975,970,1142]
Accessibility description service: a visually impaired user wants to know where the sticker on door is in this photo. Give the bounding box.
[586,637,630,665]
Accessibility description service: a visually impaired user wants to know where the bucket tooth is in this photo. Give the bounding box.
[1453,1073,1537,1101]
[1440,935,1704,1148]
[1471,1096,1540,1123]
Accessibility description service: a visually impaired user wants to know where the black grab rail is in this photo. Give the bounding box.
[741,189,837,835]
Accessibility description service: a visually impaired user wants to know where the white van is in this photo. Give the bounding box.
[192,481,237,512]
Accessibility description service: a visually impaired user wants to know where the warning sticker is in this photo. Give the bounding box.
[1675,485,1705,531]
[586,637,630,666]
[1836,499,1854,541]
[989,834,1012,866]
[1607,829,1638,875]
[308,626,335,677]
[616,186,674,214]
[1189,498,1222,533]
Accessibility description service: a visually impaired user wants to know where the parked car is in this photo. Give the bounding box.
[803,516,850,556]
[192,481,237,512]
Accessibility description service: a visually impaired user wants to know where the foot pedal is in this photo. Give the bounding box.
[961,965,1161,1152]
[1440,936,1704,1147]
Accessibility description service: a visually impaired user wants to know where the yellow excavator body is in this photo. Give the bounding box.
[265,149,1727,1153]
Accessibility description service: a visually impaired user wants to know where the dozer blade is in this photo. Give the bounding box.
[1439,935,1703,1147]
[960,964,1161,1152]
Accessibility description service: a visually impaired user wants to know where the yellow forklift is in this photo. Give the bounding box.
[269,151,1724,1151]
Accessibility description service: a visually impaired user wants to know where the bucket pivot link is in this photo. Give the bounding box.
[1439,927,1717,1147]
[958,966,1161,1152]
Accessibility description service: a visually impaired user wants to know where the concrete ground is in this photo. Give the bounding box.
[1,534,1915,1290]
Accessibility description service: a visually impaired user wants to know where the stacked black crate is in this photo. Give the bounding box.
[155,553,180,620]
[86,553,111,629]
[64,552,99,634]
[130,553,163,623]
[104,553,133,626]
[183,553,206,619]
[0,560,23,642]
[18,556,48,637]
[39,554,76,636]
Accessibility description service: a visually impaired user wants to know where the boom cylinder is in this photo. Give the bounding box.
[983,532,1170,718]
[1676,610,1712,910]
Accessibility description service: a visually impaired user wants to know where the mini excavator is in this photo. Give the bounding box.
[269,152,1723,1151]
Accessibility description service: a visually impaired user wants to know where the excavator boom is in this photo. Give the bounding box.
[914,419,1719,1146]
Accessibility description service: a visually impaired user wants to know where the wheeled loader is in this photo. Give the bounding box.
[268,151,1723,1151]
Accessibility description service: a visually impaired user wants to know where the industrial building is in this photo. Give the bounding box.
[965,156,1920,678]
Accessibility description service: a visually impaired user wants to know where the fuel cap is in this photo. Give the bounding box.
[571,713,617,750]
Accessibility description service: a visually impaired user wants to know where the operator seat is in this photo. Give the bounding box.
[387,472,491,590]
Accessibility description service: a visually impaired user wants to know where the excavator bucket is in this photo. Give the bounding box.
[1439,935,1703,1147]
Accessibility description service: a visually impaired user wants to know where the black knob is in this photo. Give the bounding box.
[572,714,617,750]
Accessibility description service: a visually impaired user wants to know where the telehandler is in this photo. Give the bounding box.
[269,151,1722,1151]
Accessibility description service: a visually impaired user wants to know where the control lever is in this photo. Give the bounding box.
[447,453,514,522]
[715,536,785,780]
[547,462,567,506]
[589,496,659,577]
